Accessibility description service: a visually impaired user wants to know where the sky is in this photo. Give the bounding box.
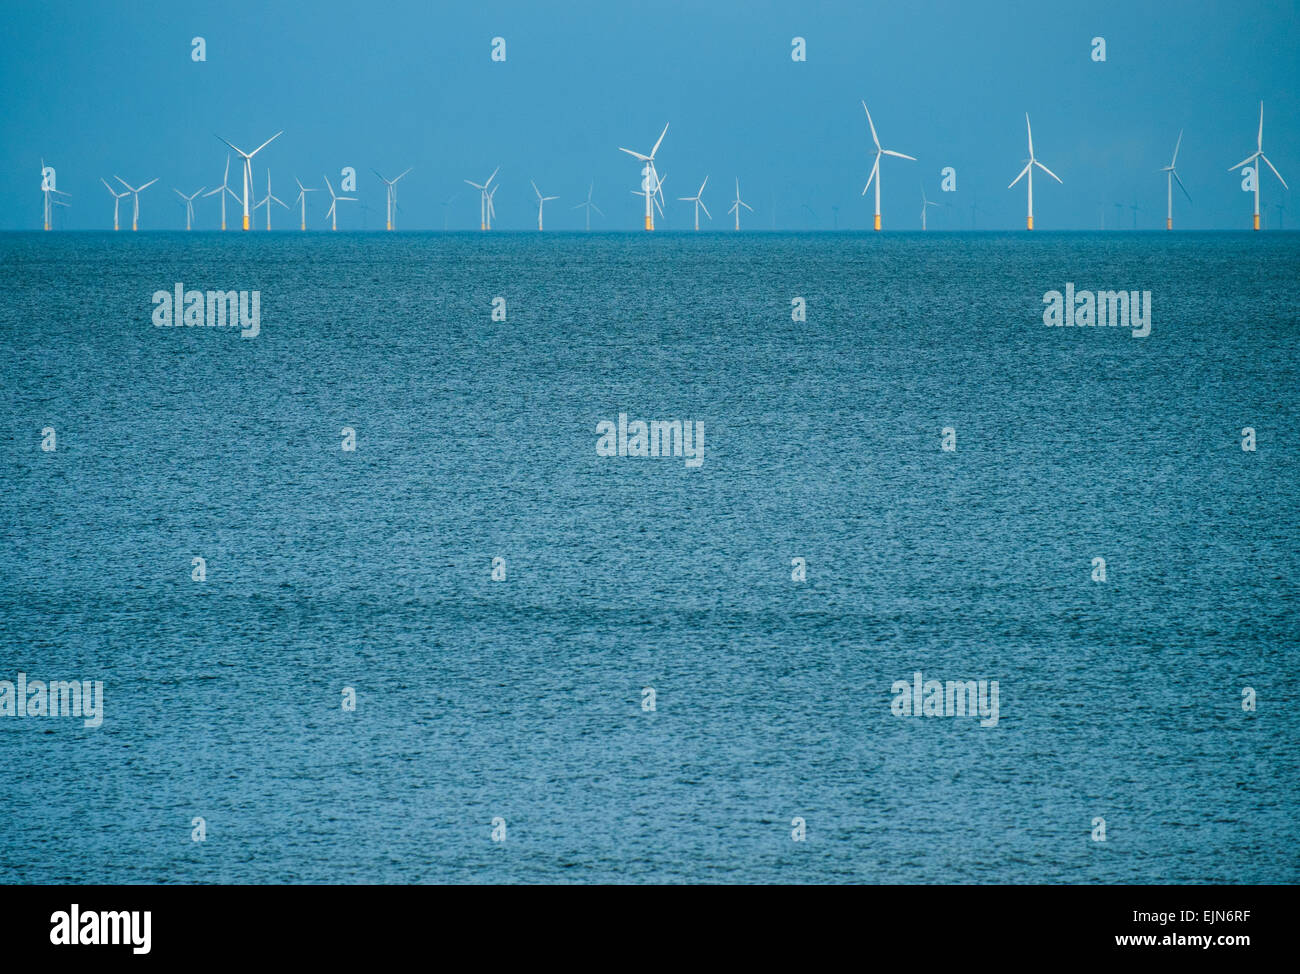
[2,0,1297,231]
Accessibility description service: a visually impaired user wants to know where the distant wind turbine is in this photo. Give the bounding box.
[441,193,458,230]
[1228,101,1288,231]
[40,159,70,231]
[215,131,282,230]
[531,179,558,230]
[292,178,316,231]
[203,156,238,231]
[728,178,753,230]
[1007,113,1062,230]
[572,182,603,230]
[254,171,287,230]
[619,122,669,231]
[464,167,500,230]
[860,101,915,231]
[322,173,355,230]
[678,175,711,231]
[1129,201,1141,229]
[374,167,412,231]
[1160,130,1191,230]
[174,186,205,230]
[114,175,158,231]
[920,184,940,230]
[101,178,128,231]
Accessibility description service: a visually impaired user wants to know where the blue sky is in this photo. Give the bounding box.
[3,0,1297,230]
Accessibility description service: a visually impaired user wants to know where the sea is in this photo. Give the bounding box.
[1,230,1297,883]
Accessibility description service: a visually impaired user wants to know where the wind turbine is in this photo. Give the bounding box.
[215,130,282,230]
[374,167,412,230]
[292,178,317,231]
[1159,130,1191,230]
[174,186,205,230]
[202,156,238,231]
[572,181,603,230]
[440,193,458,230]
[114,176,158,231]
[254,171,287,230]
[101,178,128,231]
[860,101,915,231]
[678,175,711,231]
[464,167,500,230]
[1007,113,1062,230]
[920,184,940,230]
[1229,101,1288,231]
[728,178,753,230]
[1129,201,1141,229]
[618,122,669,230]
[40,160,70,231]
[531,179,558,230]
[322,173,355,230]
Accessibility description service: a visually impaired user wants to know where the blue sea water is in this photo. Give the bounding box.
[0,230,1297,884]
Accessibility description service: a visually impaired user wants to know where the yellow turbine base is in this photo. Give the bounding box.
[301,223,306,231]
[874,214,881,231]
[645,215,653,231]
[44,223,50,231]
[1027,215,1034,231]
[1254,214,1260,231]
[133,222,138,232]
[221,222,226,231]
[1166,218,1172,230]
[387,221,392,231]
[243,215,250,231]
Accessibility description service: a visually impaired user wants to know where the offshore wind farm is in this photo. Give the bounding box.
[2,0,1299,899]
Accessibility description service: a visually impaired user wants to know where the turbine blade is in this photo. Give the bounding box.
[216,136,248,157]
[1228,152,1259,171]
[861,101,880,149]
[619,148,651,161]
[883,150,916,161]
[1258,101,1264,151]
[251,131,283,156]
[1008,162,1031,189]
[1260,154,1288,190]
[698,200,710,219]
[592,204,603,216]
[1035,160,1063,183]
[1025,113,1034,158]
[139,178,158,191]
[486,166,500,187]
[862,157,880,195]
[1173,170,1192,202]
[650,122,669,158]
[1171,129,1183,166]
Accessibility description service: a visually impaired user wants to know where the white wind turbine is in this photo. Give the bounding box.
[1229,101,1288,231]
[1008,114,1062,231]
[374,167,412,231]
[619,122,669,230]
[254,170,287,230]
[531,180,558,230]
[40,159,70,231]
[174,186,205,230]
[114,175,158,231]
[728,178,753,230]
[1160,130,1191,230]
[572,181,603,230]
[101,178,128,231]
[678,175,711,230]
[203,156,239,231]
[920,184,939,230]
[464,167,500,230]
[860,101,915,231]
[322,173,355,230]
[216,130,282,230]
[293,177,317,231]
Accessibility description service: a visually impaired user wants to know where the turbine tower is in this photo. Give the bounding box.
[322,173,355,231]
[728,178,753,230]
[572,181,603,230]
[100,178,128,231]
[203,156,237,231]
[678,175,711,231]
[114,175,158,231]
[374,168,412,231]
[216,131,282,230]
[293,178,317,231]
[174,186,205,230]
[618,123,669,230]
[254,171,287,230]
[1007,114,1062,231]
[1229,101,1288,231]
[464,167,499,230]
[920,184,939,230]
[531,179,558,230]
[860,101,915,231]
